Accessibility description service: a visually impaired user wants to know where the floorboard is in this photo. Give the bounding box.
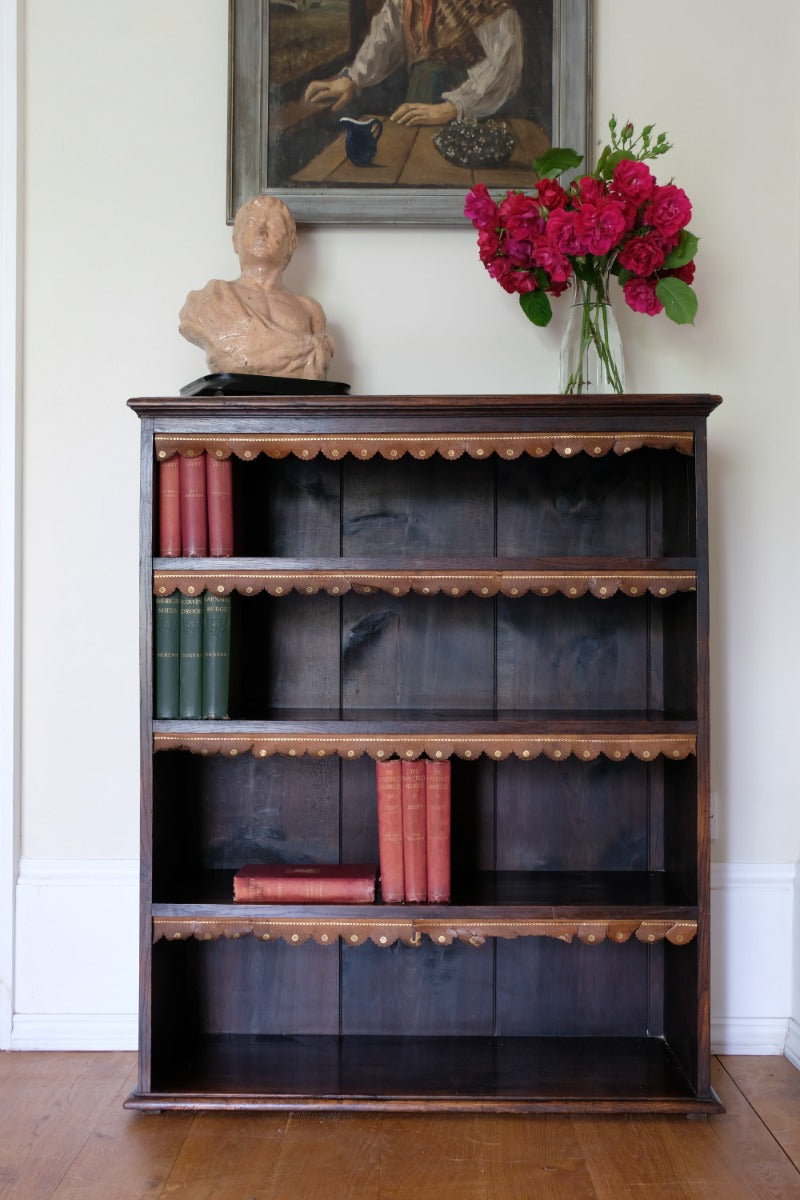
[1,1053,799,1200]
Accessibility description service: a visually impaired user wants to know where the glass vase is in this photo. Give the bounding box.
[559,280,625,394]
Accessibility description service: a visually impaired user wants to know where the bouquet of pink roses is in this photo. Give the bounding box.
[464,117,698,392]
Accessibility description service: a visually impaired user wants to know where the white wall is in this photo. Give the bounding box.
[13,0,800,1046]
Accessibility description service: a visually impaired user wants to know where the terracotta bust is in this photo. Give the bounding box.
[179,195,334,380]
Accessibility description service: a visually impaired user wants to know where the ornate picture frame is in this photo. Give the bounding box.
[228,0,592,225]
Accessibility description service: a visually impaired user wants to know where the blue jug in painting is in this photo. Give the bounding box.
[340,116,383,166]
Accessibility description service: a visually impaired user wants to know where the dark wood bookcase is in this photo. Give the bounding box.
[126,393,722,1114]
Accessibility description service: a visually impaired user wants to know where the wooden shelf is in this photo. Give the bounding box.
[153,557,697,600]
[125,1034,724,1114]
[152,716,696,763]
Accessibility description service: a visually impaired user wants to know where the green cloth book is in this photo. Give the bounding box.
[178,592,204,719]
[154,593,180,718]
[202,592,231,718]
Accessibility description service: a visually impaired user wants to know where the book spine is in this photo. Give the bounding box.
[425,760,451,904]
[158,456,182,557]
[401,759,427,903]
[206,454,234,557]
[178,592,204,719]
[375,759,404,904]
[179,452,208,557]
[153,593,180,718]
[202,592,231,719]
[233,876,376,903]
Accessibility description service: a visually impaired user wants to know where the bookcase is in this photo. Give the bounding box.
[126,393,722,1114]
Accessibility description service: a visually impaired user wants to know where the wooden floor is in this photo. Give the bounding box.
[2,1053,800,1199]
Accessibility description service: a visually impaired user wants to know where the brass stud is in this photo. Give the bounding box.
[451,588,460,596]
[305,586,314,594]
[480,587,489,595]
[672,750,681,758]
[569,587,578,596]
[522,750,531,759]
[331,448,340,458]
[275,586,284,595]
[302,449,310,458]
[642,751,651,759]
[554,750,562,759]
[376,750,385,758]
[630,587,639,595]
[392,587,400,595]
[659,587,667,596]
[158,450,167,459]
[564,447,573,455]
[230,749,238,757]
[187,586,195,595]
[347,750,355,758]
[613,750,622,759]
[317,750,325,757]
[422,587,430,595]
[289,749,297,756]
[534,447,544,456]
[262,933,270,941]
[599,587,608,596]
[216,450,224,459]
[647,934,656,942]
[379,936,388,945]
[390,449,398,458]
[405,750,414,758]
[507,449,516,458]
[447,449,456,458]
[217,585,225,594]
[321,934,329,943]
[245,586,254,594]
[418,450,427,458]
[360,449,369,458]
[244,450,252,459]
[510,587,519,596]
[587,934,596,942]
[259,749,267,758]
[582,750,591,759]
[435,751,443,759]
[476,449,485,457]
[594,447,602,455]
[464,750,473,759]
[494,750,502,759]
[541,587,549,595]
[291,934,299,943]
[350,934,359,943]
[158,586,166,595]
[438,935,447,944]
[332,586,340,595]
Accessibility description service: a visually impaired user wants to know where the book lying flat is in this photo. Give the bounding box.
[233,864,377,904]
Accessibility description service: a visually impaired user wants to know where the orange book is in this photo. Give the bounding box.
[376,759,404,903]
[425,760,451,903]
[233,864,376,903]
[401,759,427,903]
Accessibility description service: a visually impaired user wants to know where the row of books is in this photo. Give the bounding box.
[376,758,451,904]
[154,590,231,719]
[159,453,234,558]
[230,758,452,905]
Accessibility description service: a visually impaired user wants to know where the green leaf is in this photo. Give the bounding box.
[597,149,635,179]
[656,278,698,325]
[662,231,699,270]
[533,147,583,179]
[519,290,553,327]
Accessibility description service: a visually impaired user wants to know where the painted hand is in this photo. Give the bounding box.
[390,101,458,127]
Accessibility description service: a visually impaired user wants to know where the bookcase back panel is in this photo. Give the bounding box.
[495,939,654,1036]
[342,458,496,557]
[341,593,496,711]
[152,939,341,1037]
[153,753,342,896]
[341,941,495,1035]
[495,757,653,872]
[238,457,342,557]
[236,593,341,713]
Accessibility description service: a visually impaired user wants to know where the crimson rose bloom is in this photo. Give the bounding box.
[535,178,569,210]
[581,200,627,256]
[463,183,497,229]
[611,159,656,206]
[546,208,585,257]
[532,236,572,284]
[644,184,692,237]
[477,226,500,265]
[622,277,664,316]
[617,234,667,277]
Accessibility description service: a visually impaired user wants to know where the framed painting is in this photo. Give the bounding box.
[228,0,592,224]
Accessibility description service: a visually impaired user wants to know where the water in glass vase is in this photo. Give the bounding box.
[559,281,625,395]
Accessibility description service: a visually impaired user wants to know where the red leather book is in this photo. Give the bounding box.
[233,864,377,903]
[158,455,181,557]
[375,759,404,903]
[425,760,451,903]
[206,454,234,557]
[179,453,208,556]
[401,759,427,903]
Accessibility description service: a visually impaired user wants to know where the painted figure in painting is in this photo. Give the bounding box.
[303,0,523,127]
[179,195,334,380]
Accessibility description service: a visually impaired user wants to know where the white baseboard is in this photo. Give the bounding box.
[12,858,138,1050]
[12,1013,137,1051]
[711,1017,790,1056]
[9,856,800,1055]
[785,1020,800,1070]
